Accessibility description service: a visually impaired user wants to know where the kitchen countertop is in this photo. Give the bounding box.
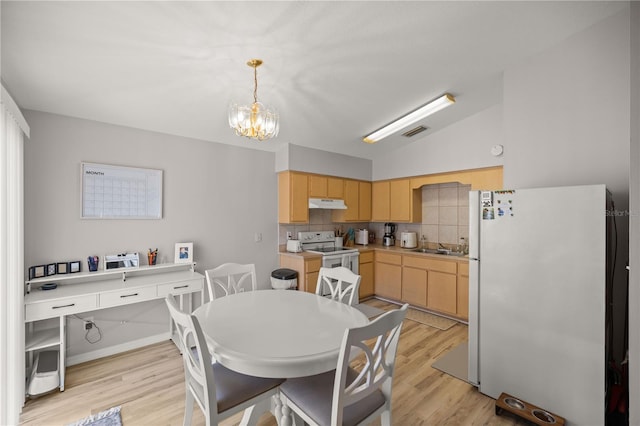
[279,242,468,262]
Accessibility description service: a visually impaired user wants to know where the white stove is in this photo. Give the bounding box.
[297,231,359,255]
[298,231,360,302]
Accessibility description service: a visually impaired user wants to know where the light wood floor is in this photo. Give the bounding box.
[19,299,526,425]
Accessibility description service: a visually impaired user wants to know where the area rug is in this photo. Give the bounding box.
[406,308,457,330]
[66,406,122,426]
[354,303,385,319]
[432,342,470,384]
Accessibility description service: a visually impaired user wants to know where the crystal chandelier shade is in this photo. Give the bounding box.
[228,59,280,141]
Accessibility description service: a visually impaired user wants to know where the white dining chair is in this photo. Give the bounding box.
[205,263,257,301]
[315,266,361,306]
[280,303,408,426]
[165,295,283,426]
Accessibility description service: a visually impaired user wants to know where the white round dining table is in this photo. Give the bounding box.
[192,289,369,379]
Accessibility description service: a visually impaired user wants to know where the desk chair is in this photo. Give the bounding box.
[280,304,408,426]
[316,266,361,306]
[165,295,283,426]
[205,263,257,301]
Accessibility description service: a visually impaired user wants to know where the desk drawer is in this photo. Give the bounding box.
[157,279,203,297]
[99,286,157,308]
[26,294,98,322]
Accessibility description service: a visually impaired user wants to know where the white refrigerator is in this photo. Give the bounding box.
[468,185,613,426]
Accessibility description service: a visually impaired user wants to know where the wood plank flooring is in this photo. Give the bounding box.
[19,299,527,425]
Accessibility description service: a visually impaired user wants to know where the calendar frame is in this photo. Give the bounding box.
[81,162,163,219]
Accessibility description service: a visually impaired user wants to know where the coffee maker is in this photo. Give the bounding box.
[383,223,396,246]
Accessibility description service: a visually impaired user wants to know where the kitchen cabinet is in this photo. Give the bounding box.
[279,254,322,293]
[457,261,469,320]
[332,179,371,222]
[309,175,344,199]
[358,251,374,298]
[400,253,468,319]
[278,171,309,223]
[371,178,421,222]
[374,251,402,300]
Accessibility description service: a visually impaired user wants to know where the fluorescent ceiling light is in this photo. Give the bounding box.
[362,93,455,144]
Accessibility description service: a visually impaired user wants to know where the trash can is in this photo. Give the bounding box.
[271,268,298,290]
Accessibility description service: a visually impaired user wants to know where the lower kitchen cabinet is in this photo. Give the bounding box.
[457,262,469,320]
[358,251,374,299]
[374,252,402,300]
[427,271,457,315]
[401,266,427,307]
[279,254,322,293]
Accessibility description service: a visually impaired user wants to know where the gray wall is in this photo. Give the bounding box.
[24,111,278,360]
[276,143,372,181]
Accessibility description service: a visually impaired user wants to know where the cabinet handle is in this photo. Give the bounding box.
[52,303,75,309]
[173,285,189,289]
[120,293,139,298]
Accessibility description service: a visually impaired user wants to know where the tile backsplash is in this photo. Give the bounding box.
[278,182,471,246]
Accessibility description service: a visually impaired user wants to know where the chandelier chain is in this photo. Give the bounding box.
[253,64,258,104]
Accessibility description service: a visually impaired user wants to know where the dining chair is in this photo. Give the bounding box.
[205,263,257,301]
[165,295,283,426]
[315,266,361,306]
[280,303,408,426]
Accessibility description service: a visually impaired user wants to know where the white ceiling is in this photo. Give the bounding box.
[1,1,627,160]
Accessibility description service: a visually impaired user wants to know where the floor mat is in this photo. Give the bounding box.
[406,308,457,330]
[432,341,470,383]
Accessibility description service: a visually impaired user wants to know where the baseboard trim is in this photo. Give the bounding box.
[66,332,172,366]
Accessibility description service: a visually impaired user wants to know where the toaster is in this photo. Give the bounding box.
[286,239,303,253]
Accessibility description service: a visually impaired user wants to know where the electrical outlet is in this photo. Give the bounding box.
[286,231,292,240]
[254,232,262,242]
[83,317,94,330]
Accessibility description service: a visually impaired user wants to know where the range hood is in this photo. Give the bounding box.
[308,198,348,210]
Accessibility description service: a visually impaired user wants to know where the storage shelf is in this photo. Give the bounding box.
[26,262,196,288]
[25,328,60,352]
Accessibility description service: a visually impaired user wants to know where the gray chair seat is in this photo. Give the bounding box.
[281,367,385,426]
[213,363,284,413]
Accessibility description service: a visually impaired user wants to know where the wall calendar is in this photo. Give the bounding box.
[81,162,163,219]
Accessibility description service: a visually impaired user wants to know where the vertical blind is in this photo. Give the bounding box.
[1,85,29,426]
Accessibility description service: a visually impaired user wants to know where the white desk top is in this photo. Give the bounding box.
[192,290,368,378]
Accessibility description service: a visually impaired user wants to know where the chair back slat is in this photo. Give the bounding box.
[315,266,361,306]
[331,304,408,425]
[205,263,257,301]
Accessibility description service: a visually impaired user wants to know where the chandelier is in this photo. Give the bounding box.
[228,59,280,141]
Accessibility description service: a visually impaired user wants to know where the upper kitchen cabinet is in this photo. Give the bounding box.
[371,178,421,223]
[278,171,309,223]
[309,175,344,199]
[410,166,503,190]
[332,179,371,222]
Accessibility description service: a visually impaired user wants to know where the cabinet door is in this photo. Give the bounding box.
[327,177,344,199]
[457,262,469,320]
[309,175,328,198]
[371,181,390,222]
[390,178,411,221]
[359,181,372,221]
[402,267,427,307]
[374,262,401,300]
[359,261,374,298]
[427,271,457,314]
[343,180,360,221]
[290,173,309,223]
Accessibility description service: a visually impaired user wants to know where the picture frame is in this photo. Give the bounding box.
[29,265,46,280]
[46,263,57,276]
[174,242,193,264]
[69,261,81,273]
[56,262,68,274]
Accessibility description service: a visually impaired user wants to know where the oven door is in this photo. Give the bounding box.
[320,253,359,302]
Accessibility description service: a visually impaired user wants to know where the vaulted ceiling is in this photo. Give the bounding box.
[1,1,626,160]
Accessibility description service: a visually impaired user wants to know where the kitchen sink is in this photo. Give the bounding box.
[411,248,465,256]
